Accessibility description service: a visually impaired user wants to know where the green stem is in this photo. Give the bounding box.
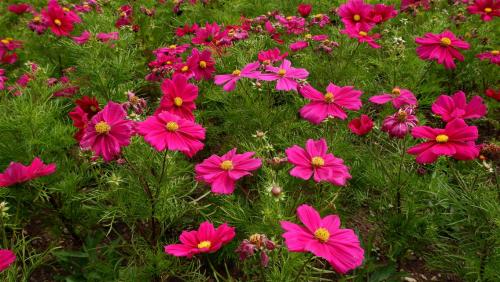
[294,256,313,282]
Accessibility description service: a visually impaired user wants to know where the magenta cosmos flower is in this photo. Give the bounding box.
[369,87,418,108]
[382,107,419,138]
[137,111,205,157]
[195,149,262,195]
[285,139,351,186]
[187,48,216,81]
[299,83,363,124]
[0,157,56,187]
[0,249,16,272]
[80,102,134,162]
[259,59,309,92]
[407,119,479,164]
[156,74,198,121]
[340,27,381,49]
[467,0,499,21]
[164,221,235,258]
[280,204,364,274]
[41,0,81,37]
[415,30,470,69]
[348,114,373,136]
[476,50,500,65]
[431,91,487,122]
[338,0,374,31]
[214,61,261,92]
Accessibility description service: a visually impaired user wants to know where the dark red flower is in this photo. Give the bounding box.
[298,4,312,17]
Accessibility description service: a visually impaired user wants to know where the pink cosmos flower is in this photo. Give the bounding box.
[164,221,235,258]
[259,59,309,91]
[431,91,487,122]
[186,48,216,81]
[214,61,261,92]
[290,41,309,52]
[41,0,81,37]
[341,27,381,49]
[191,22,228,46]
[407,119,479,164]
[137,111,205,157]
[275,15,306,35]
[156,74,198,120]
[369,87,418,108]
[476,50,500,65]
[382,106,419,138]
[311,14,331,28]
[467,0,499,21]
[28,14,49,35]
[123,91,147,115]
[153,44,190,56]
[401,0,430,11]
[173,62,195,79]
[195,149,262,194]
[80,102,134,162]
[348,114,374,136]
[285,139,351,186]
[0,69,7,90]
[415,30,470,69]
[299,83,363,124]
[257,48,288,65]
[0,249,16,272]
[97,32,119,43]
[0,157,56,187]
[280,204,364,274]
[338,0,374,31]
[72,30,91,45]
[368,4,397,24]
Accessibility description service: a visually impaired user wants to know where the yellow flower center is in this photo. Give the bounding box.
[232,69,241,76]
[120,11,127,17]
[311,156,325,167]
[0,39,9,45]
[353,14,361,21]
[130,96,139,105]
[199,60,207,69]
[169,44,177,49]
[220,160,234,171]
[392,88,401,96]
[305,34,312,39]
[95,121,111,134]
[181,66,189,72]
[83,4,90,9]
[324,92,334,103]
[166,61,173,65]
[396,110,408,121]
[90,106,97,112]
[174,97,183,107]
[278,69,286,76]
[358,31,368,37]
[197,240,211,249]
[63,7,70,12]
[491,50,499,55]
[440,37,452,46]
[166,121,179,132]
[435,134,449,143]
[33,16,41,22]
[484,7,492,13]
[54,19,62,26]
[314,228,330,243]
[286,16,293,20]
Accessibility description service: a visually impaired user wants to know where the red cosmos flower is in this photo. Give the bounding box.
[69,106,89,142]
[186,48,216,81]
[258,48,288,65]
[348,114,374,136]
[176,23,199,37]
[368,4,397,24]
[0,38,22,65]
[338,0,374,31]
[0,69,7,90]
[80,102,134,162]
[116,4,133,28]
[400,0,430,12]
[0,249,16,272]
[485,88,500,101]
[164,221,235,258]
[0,158,56,187]
[8,3,32,15]
[297,4,313,17]
[41,0,81,37]
[156,74,198,120]
[415,30,470,69]
[431,91,487,122]
[76,96,100,117]
[467,0,499,21]
[407,119,479,164]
